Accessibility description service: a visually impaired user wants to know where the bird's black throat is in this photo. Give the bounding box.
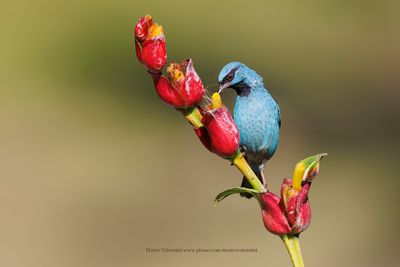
[231,81,251,97]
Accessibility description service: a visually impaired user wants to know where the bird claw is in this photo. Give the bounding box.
[239,145,247,155]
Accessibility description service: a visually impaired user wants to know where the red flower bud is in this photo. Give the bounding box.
[259,154,326,236]
[259,180,311,236]
[134,15,167,72]
[194,94,240,158]
[152,59,204,108]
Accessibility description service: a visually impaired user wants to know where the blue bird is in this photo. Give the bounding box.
[218,62,281,198]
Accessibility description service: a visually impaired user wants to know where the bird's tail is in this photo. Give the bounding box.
[240,162,263,199]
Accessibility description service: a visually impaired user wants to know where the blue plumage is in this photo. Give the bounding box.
[218,62,281,197]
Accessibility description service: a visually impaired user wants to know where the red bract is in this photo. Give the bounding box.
[151,59,204,108]
[260,179,311,235]
[134,15,167,72]
[260,192,291,235]
[282,179,312,233]
[195,105,240,158]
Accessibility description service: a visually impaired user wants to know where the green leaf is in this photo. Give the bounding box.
[292,153,327,191]
[213,187,260,207]
[301,153,327,182]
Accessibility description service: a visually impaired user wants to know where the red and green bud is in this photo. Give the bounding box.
[134,15,167,72]
[260,180,311,235]
[195,93,240,158]
[151,59,204,108]
[260,154,326,235]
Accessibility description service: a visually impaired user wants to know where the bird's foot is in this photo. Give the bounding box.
[239,145,247,155]
[259,165,268,188]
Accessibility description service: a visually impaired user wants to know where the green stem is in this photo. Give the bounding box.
[181,107,203,128]
[281,235,305,267]
[229,150,266,193]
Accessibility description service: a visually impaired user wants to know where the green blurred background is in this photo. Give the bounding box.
[1,0,399,266]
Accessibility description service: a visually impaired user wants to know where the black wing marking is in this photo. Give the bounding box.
[277,107,281,128]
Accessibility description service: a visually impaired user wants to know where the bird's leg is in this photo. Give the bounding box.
[259,164,268,190]
[239,145,247,156]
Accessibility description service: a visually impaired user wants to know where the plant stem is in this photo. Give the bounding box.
[229,150,266,193]
[181,107,203,128]
[281,235,305,267]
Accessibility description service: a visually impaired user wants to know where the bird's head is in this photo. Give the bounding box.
[218,62,262,96]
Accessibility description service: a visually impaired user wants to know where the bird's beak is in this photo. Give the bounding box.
[218,83,231,94]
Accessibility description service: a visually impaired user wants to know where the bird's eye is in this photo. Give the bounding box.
[221,68,237,84]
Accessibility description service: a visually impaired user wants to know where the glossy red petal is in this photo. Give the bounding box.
[135,15,152,42]
[291,183,312,233]
[141,39,167,72]
[281,178,292,187]
[180,59,204,107]
[292,200,311,234]
[279,179,312,234]
[135,39,143,64]
[296,182,311,210]
[152,75,184,107]
[279,179,297,227]
[286,195,297,228]
[194,126,212,152]
[202,108,240,158]
[260,192,291,235]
